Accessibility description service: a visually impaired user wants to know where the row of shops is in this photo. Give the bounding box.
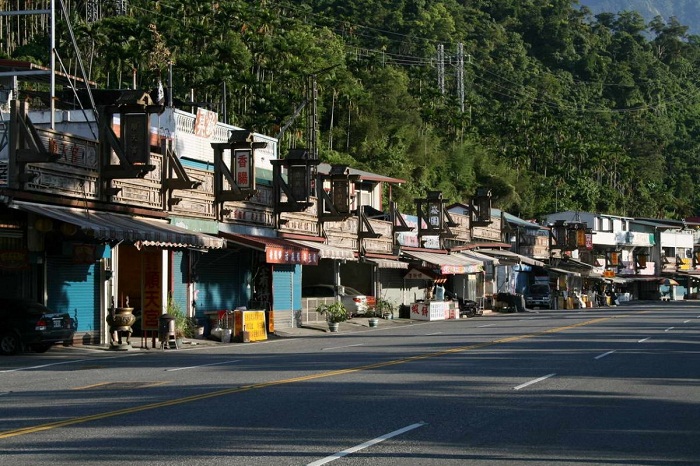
[2,79,697,348]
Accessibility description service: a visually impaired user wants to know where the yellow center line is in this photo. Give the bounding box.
[0,313,624,439]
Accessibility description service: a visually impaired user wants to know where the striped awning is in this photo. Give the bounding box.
[478,249,545,267]
[548,267,581,277]
[11,201,225,249]
[402,250,482,274]
[287,239,357,261]
[364,256,409,269]
[458,250,500,266]
[219,232,319,265]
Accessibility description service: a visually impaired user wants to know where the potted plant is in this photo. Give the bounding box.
[375,297,395,320]
[364,308,380,327]
[316,301,349,332]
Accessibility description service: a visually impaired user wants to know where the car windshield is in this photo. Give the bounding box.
[529,285,549,294]
[341,287,363,296]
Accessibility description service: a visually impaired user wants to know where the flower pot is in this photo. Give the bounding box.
[368,317,379,328]
[328,322,340,332]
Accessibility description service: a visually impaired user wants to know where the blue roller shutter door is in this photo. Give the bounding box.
[46,255,99,335]
[272,264,300,328]
[171,251,189,314]
[194,249,252,318]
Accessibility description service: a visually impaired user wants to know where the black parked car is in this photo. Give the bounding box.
[0,298,75,355]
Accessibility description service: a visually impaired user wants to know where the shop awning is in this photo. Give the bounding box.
[551,257,595,272]
[11,201,225,249]
[219,232,319,265]
[287,239,357,261]
[548,267,581,277]
[402,250,482,274]
[477,249,545,267]
[458,250,500,266]
[608,276,630,284]
[364,255,409,269]
[587,273,629,283]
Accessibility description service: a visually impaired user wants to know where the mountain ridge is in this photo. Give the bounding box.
[579,0,699,34]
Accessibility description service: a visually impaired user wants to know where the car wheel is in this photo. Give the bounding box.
[0,332,21,355]
[30,343,53,353]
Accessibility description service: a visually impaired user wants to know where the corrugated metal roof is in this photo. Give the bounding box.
[402,250,482,274]
[287,239,357,261]
[11,201,225,249]
[477,249,545,267]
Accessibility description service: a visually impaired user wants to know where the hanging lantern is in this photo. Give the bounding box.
[471,188,492,226]
[60,223,78,236]
[34,218,53,233]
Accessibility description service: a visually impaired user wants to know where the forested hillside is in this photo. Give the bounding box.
[580,0,700,34]
[5,0,700,221]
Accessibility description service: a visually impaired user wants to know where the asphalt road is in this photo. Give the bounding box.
[1,301,699,465]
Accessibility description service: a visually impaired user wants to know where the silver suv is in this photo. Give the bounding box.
[525,284,551,309]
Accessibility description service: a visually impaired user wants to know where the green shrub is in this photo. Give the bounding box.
[167,297,194,338]
[316,301,349,323]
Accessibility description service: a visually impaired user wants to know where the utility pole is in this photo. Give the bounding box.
[306,74,318,160]
[437,44,445,95]
[456,43,464,113]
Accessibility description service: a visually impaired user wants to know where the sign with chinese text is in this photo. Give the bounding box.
[121,113,150,165]
[405,268,436,281]
[410,301,448,321]
[0,250,29,269]
[194,108,218,138]
[234,310,267,341]
[233,149,254,190]
[142,251,162,331]
[265,246,318,265]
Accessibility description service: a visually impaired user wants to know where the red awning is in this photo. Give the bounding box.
[220,232,319,265]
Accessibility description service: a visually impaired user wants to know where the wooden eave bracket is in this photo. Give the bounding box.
[100,120,154,179]
[15,109,58,164]
[359,211,382,239]
[162,146,201,191]
[215,159,256,202]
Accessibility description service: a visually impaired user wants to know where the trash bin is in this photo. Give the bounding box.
[158,313,178,349]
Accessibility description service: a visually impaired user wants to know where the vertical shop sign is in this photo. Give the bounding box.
[142,251,162,331]
[234,149,253,189]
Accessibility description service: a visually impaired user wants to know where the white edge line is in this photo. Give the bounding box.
[322,343,364,351]
[165,360,240,372]
[514,373,556,391]
[594,350,616,360]
[638,337,651,343]
[306,422,426,466]
[0,352,142,373]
